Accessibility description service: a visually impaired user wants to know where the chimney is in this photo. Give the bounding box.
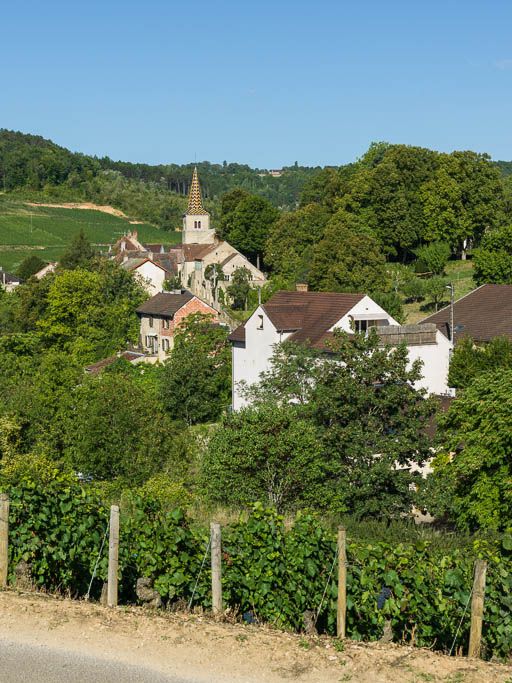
[296,283,308,292]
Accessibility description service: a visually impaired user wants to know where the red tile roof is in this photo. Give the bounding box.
[421,284,512,343]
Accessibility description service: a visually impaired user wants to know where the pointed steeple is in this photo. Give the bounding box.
[187,167,209,215]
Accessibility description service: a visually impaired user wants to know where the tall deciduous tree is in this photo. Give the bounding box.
[265,203,330,281]
[420,151,505,255]
[309,211,389,293]
[219,191,279,263]
[425,370,512,530]
[160,313,231,425]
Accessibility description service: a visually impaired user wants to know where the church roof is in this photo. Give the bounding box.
[187,167,209,216]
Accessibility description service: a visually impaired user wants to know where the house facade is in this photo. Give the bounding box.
[136,290,218,361]
[0,268,21,292]
[229,289,453,410]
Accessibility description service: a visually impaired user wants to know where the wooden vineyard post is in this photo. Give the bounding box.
[107,505,120,608]
[0,493,9,588]
[337,526,347,638]
[468,559,487,658]
[210,522,222,614]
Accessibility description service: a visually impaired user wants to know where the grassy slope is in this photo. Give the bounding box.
[0,196,181,271]
[404,259,475,324]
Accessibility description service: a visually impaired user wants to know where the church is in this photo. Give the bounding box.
[113,168,266,308]
[171,168,266,305]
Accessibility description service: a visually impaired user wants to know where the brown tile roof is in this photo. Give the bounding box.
[182,244,217,262]
[228,324,246,343]
[420,284,512,343]
[85,351,145,374]
[145,244,166,254]
[136,290,194,317]
[229,291,365,349]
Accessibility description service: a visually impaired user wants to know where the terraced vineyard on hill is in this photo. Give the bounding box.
[0,196,181,271]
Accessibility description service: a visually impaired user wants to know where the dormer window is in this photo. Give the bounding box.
[257,314,264,330]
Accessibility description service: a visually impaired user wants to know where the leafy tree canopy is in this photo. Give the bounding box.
[309,210,389,293]
[160,313,231,425]
[427,370,512,530]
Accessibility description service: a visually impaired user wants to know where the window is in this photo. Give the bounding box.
[354,320,377,334]
[162,338,170,353]
[257,314,264,330]
[162,318,169,330]
[149,316,153,328]
[197,220,201,229]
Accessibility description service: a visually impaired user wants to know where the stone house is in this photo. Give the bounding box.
[136,289,218,361]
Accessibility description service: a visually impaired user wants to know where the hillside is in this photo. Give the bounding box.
[0,129,318,216]
[0,196,180,271]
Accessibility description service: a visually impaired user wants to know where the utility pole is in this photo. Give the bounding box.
[446,283,455,343]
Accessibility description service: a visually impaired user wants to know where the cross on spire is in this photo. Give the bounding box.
[187,167,209,215]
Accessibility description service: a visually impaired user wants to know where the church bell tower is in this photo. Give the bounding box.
[182,167,215,244]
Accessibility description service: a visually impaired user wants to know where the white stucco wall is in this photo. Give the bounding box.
[232,306,283,410]
[407,330,453,396]
[133,261,166,296]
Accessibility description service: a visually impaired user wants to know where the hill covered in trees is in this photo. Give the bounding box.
[0,130,319,225]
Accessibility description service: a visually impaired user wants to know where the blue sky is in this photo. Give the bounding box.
[2,0,512,167]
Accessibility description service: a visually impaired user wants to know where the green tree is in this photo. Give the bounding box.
[202,405,325,511]
[227,266,252,310]
[60,372,181,483]
[424,276,448,312]
[264,203,330,281]
[37,264,145,360]
[427,370,512,530]
[473,224,512,285]
[16,255,45,281]
[233,333,435,518]
[59,228,96,270]
[448,336,512,389]
[220,193,279,262]
[160,313,231,425]
[309,211,389,293]
[414,242,451,275]
[420,152,505,255]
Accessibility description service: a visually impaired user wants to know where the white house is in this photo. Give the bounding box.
[229,289,452,410]
[120,257,170,296]
[0,268,21,292]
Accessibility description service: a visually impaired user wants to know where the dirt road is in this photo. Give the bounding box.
[0,590,511,683]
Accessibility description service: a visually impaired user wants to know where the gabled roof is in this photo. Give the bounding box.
[420,284,512,343]
[136,290,195,317]
[229,291,365,349]
[0,268,21,284]
[182,243,217,262]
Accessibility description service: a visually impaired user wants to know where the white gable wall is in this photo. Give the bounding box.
[133,261,167,296]
[332,295,399,332]
[232,306,283,410]
[407,330,452,396]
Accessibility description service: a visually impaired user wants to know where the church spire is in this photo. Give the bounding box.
[187,167,209,215]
